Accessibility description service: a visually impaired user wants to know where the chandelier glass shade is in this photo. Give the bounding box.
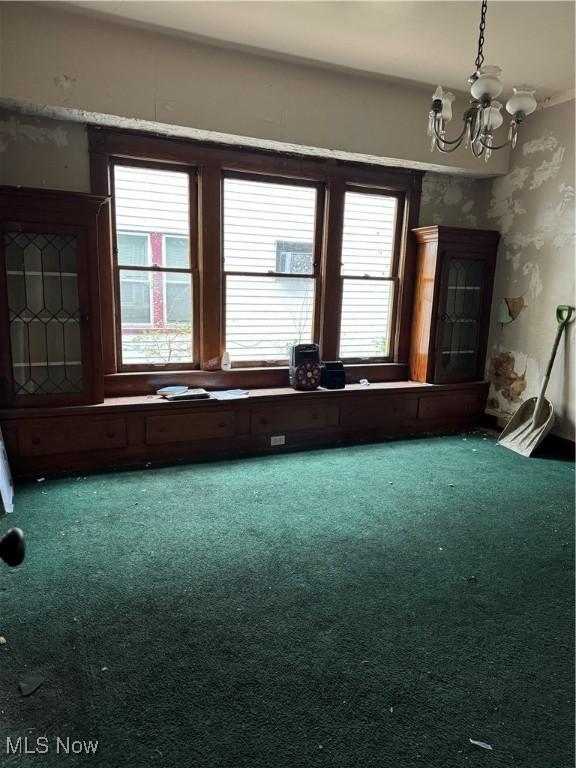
[427,1,537,161]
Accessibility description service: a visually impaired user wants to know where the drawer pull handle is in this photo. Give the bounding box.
[32,437,40,445]
[218,422,227,428]
[106,432,115,439]
[312,413,319,420]
[260,418,268,425]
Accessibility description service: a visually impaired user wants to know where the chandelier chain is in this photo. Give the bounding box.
[475,0,488,71]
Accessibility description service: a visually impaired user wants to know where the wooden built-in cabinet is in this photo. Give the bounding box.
[0,382,489,479]
[0,188,497,480]
[0,187,109,408]
[410,226,499,384]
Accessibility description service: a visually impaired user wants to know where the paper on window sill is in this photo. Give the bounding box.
[210,389,250,400]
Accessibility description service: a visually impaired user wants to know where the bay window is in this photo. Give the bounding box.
[91,128,421,385]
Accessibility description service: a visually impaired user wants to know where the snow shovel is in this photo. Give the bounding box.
[498,304,574,457]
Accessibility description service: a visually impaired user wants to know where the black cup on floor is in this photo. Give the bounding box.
[0,528,25,567]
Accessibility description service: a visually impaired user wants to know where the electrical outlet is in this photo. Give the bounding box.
[270,435,286,446]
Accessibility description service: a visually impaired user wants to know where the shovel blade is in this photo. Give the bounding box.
[497,397,555,457]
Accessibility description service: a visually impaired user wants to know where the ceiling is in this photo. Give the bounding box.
[65,1,574,100]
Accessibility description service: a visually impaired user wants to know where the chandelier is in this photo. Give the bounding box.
[427,0,537,161]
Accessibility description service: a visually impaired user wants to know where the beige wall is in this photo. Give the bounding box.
[0,109,90,190]
[483,100,575,441]
[0,2,508,176]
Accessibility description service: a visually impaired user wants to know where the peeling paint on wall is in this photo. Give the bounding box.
[484,100,575,440]
[530,147,566,189]
[419,172,482,227]
[491,351,528,404]
[497,296,526,325]
[0,108,90,191]
[0,115,69,152]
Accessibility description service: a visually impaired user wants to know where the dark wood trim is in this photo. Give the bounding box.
[395,176,422,363]
[100,362,409,397]
[88,127,422,190]
[413,225,500,245]
[0,226,15,407]
[319,179,346,360]
[189,171,201,367]
[88,127,423,390]
[312,186,326,344]
[198,165,223,370]
[90,152,117,374]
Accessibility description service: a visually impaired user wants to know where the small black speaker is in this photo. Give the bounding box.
[320,361,345,389]
[289,344,321,391]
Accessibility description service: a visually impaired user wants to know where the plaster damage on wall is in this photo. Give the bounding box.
[0,108,90,191]
[419,172,482,227]
[485,102,575,440]
[53,74,78,104]
[488,349,533,414]
[0,113,69,152]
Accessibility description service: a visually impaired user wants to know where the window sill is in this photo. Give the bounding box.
[104,362,409,397]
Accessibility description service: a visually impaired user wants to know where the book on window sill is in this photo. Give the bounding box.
[161,388,211,401]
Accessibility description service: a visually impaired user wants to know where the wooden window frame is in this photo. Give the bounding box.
[336,185,405,365]
[110,158,199,372]
[222,171,324,368]
[89,127,422,393]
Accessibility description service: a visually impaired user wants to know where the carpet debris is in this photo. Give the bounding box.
[469,738,493,750]
[0,636,7,645]
[18,675,45,697]
[467,576,478,583]
[36,477,45,483]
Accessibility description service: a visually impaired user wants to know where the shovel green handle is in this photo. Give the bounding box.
[538,305,575,404]
[556,305,575,327]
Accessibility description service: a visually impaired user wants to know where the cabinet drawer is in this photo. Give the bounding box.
[340,396,418,429]
[418,392,484,420]
[251,403,339,434]
[145,411,235,445]
[19,417,127,457]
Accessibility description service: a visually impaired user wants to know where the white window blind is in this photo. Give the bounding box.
[339,191,398,360]
[223,177,317,364]
[113,165,193,366]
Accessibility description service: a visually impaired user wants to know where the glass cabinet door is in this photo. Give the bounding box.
[4,231,84,399]
[435,255,487,382]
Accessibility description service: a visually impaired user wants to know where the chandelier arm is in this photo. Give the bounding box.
[431,119,470,146]
[470,112,484,145]
[476,134,513,152]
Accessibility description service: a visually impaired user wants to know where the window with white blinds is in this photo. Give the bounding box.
[113,165,195,367]
[223,177,317,365]
[339,191,398,360]
[105,145,414,374]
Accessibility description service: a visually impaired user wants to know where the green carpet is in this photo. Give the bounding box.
[0,434,573,767]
